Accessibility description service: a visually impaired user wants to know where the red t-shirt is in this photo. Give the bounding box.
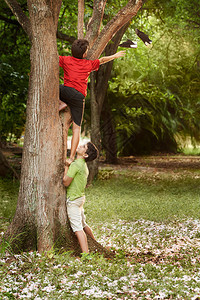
[59,56,100,97]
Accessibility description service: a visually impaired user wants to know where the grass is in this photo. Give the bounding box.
[181,146,200,156]
[0,165,200,299]
[86,169,200,222]
[0,178,19,232]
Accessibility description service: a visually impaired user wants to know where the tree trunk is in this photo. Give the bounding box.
[5,1,65,252]
[3,1,80,254]
[88,23,130,182]
[87,72,101,183]
[101,95,118,164]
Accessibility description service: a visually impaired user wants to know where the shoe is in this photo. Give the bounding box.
[135,28,152,46]
[119,39,137,48]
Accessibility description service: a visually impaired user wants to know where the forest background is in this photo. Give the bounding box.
[0,0,199,160]
[0,1,200,298]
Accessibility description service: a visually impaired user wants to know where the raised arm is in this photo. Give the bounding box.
[99,50,126,65]
[63,165,73,187]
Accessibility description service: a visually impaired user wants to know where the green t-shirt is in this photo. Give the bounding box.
[66,158,89,201]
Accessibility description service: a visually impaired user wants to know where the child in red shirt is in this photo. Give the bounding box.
[59,39,125,165]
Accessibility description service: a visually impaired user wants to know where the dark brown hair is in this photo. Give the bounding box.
[71,39,89,59]
[85,142,99,162]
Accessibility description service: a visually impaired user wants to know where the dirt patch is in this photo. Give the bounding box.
[100,155,200,171]
[2,146,200,173]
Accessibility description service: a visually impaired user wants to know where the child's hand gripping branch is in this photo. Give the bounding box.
[59,40,126,165]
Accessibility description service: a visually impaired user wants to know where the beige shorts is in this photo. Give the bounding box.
[66,196,87,232]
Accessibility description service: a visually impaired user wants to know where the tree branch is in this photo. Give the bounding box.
[56,31,76,43]
[186,19,200,28]
[85,0,107,46]
[4,0,31,38]
[78,0,84,39]
[97,22,131,114]
[45,0,62,25]
[88,0,145,59]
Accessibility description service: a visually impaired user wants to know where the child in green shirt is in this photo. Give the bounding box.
[63,142,98,254]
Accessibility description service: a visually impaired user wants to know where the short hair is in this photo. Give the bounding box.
[71,39,89,59]
[85,142,99,162]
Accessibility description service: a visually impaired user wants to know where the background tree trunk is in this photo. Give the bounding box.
[88,23,130,183]
[101,95,118,164]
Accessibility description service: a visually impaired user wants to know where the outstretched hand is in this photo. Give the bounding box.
[115,50,126,59]
[99,50,126,65]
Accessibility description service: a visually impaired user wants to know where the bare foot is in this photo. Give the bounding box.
[59,100,67,112]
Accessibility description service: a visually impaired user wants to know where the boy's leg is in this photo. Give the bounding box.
[59,100,67,111]
[67,197,89,253]
[59,85,67,111]
[75,230,89,253]
[83,225,95,240]
[69,122,81,161]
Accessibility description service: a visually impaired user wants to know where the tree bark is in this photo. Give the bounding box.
[85,0,107,47]
[87,72,101,183]
[101,95,118,164]
[78,0,84,39]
